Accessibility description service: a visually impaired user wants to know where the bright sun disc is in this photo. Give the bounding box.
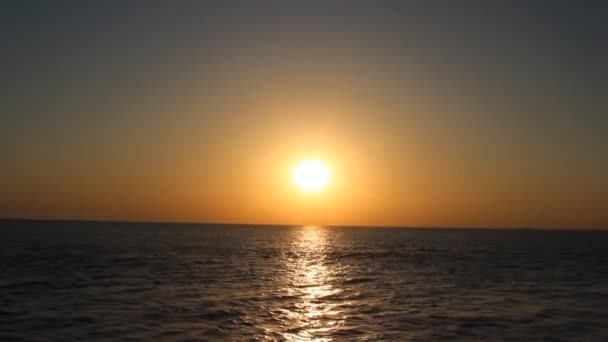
[293,160,330,192]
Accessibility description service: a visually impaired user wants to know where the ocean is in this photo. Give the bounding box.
[1,220,607,341]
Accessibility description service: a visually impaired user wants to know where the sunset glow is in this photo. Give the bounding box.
[1,2,606,229]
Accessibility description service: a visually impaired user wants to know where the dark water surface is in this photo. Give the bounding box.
[1,221,608,341]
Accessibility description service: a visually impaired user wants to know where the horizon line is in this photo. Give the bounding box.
[1,216,606,232]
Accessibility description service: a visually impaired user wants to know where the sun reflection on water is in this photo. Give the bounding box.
[279,226,345,342]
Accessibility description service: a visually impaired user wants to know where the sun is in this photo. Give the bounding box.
[293,160,330,192]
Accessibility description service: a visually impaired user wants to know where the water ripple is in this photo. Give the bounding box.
[1,222,607,341]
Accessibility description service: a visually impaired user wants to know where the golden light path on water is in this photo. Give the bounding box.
[279,226,346,342]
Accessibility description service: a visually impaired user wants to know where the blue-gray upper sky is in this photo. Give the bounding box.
[1,1,607,227]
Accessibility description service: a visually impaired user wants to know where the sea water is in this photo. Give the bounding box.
[1,221,607,341]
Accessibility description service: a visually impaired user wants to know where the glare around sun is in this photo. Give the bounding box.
[293,160,330,192]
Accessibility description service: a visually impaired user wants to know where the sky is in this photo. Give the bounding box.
[1,1,607,228]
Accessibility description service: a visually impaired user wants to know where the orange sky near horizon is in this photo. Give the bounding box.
[3,87,606,229]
